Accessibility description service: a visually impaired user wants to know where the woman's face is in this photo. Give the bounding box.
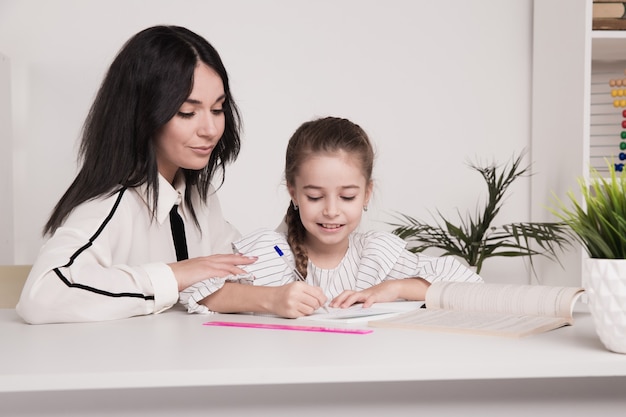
[155,63,226,184]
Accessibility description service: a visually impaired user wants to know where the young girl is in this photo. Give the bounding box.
[17,26,256,324]
[180,116,482,317]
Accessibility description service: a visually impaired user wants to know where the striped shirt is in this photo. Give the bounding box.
[180,228,483,314]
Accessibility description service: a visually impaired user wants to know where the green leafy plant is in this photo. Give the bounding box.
[549,163,626,259]
[388,152,572,274]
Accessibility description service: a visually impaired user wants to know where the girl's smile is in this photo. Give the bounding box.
[319,223,344,230]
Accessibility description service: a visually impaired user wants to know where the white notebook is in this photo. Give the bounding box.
[297,301,425,323]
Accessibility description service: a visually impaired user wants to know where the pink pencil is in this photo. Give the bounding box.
[203,321,373,334]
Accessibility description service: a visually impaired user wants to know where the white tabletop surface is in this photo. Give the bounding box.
[1,305,624,393]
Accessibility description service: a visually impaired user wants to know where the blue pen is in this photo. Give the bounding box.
[274,245,306,281]
[274,245,329,312]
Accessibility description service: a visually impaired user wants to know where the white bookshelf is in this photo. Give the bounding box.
[531,0,626,287]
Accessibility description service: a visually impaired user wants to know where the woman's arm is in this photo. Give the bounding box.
[17,192,177,324]
[16,189,255,324]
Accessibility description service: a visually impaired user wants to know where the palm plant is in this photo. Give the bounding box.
[549,163,626,259]
[388,152,572,275]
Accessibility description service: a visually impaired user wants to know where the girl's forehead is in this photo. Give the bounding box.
[302,151,361,169]
[295,153,368,184]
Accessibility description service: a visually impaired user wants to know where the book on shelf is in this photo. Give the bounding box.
[368,281,585,338]
[594,2,626,19]
[593,18,626,30]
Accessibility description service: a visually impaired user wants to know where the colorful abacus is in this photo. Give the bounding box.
[610,73,626,171]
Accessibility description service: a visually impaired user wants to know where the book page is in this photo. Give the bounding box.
[369,283,585,337]
[369,309,570,338]
[426,282,585,319]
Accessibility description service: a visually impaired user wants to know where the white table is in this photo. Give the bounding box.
[1,306,625,416]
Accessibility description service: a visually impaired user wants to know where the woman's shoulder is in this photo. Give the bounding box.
[48,187,140,242]
[66,187,130,218]
[62,186,160,233]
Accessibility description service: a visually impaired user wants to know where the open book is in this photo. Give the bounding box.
[369,282,585,338]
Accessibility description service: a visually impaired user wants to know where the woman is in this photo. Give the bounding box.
[17,26,256,324]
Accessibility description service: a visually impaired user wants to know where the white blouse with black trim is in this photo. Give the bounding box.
[16,175,240,324]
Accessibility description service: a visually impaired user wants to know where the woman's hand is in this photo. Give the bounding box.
[169,254,257,291]
[330,278,430,308]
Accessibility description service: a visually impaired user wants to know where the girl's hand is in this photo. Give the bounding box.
[169,254,257,291]
[330,278,430,308]
[330,282,400,309]
[268,282,327,318]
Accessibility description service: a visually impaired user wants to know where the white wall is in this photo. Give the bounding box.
[0,53,13,264]
[0,0,540,283]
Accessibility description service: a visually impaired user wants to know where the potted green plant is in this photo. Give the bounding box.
[549,163,626,354]
[387,152,571,275]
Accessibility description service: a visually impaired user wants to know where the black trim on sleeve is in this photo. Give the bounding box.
[53,187,155,301]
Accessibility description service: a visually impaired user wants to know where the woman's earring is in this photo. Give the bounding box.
[292,201,299,211]
[363,205,368,212]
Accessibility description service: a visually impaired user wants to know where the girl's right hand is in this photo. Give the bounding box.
[269,281,327,318]
[169,253,258,291]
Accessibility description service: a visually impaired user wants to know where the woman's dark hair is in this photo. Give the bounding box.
[284,116,374,277]
[44,25,241,235]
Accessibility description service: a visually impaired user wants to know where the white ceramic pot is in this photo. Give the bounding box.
[584,258,626,354]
